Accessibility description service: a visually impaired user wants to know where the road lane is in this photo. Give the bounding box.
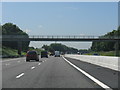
[2,56,46,88]
[65,57,119,89]
[63,57,112,90]
[2,56,102,88]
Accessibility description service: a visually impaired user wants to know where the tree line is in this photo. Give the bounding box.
[42,43,78,54]
[1,23,30,51]
[91,26,120,51]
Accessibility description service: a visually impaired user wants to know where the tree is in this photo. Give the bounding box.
[42,45,49,51]
[2,23,30,51]
[42,43,78,54]
[91,26,120,51]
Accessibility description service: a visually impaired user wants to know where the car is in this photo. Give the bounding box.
[93,53,99,56]
[54,51,60,57]
[26,51,39,62]
[41,51,48,58]
[49,52,55,56]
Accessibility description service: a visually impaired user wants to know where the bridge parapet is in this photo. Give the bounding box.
[32,35,120,39]
[29,35,98,39]
[1,35,120,41]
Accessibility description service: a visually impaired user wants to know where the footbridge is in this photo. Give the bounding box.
[2,35,120,41]
[1,35,120,56]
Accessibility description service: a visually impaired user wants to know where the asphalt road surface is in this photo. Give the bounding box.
[2,56,119,89]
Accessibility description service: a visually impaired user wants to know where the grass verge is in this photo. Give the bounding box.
[2,46,26,58]
[85,51,120,57]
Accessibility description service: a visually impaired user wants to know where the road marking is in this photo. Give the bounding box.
[5,63,10,66]
[16,73,24,79]
[18,61,20,63]
[43,61,44,62]
[62,56,112,90]
[31,66,35,69]
[38,63,41,65]
[2,57,25,62]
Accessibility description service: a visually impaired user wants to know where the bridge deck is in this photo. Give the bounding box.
[2,35,120,41]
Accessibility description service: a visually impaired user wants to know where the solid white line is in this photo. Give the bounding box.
[16,73,24,79]
[38,63,41,65]
[31,66,35,69]
[62,56,112,90]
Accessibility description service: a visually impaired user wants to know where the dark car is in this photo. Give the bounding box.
[93,53,99,56]
[41,51,48,58]
[26,51,39,62]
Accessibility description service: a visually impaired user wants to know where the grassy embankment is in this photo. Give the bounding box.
[2,46,42,58]
[85,51,120,57]
[2,46,26,58]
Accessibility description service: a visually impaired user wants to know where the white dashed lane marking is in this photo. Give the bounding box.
[38,63,41,65]
[16,73,24,79]
[18,61,20,62]
[31,66,35,69]
[5,63,10,66]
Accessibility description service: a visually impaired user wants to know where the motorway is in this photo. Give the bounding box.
[2,56,119,89]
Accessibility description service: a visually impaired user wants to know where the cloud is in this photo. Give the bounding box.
[24,29,31,33]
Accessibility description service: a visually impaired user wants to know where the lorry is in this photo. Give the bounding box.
[54,51,60,57]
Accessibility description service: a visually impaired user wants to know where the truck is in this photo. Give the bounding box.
[54,51,60,57]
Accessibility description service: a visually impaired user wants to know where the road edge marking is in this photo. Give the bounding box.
[62,56,112,90]
[16,73,24,79]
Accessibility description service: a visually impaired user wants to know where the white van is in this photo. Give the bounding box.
[54,51,60,57]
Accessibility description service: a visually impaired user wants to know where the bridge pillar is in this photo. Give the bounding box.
[18,41,22,55]
[115,41,119,56]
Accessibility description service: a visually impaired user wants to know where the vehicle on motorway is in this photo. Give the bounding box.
[41,51,48,58]
[93,53,99,56]
[54,51,60,57]
[26,51,39,62]
[49,52,55,56]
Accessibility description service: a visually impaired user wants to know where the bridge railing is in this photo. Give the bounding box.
[29,35,120,39]
[29,35,99,39]
[1,35,120,39]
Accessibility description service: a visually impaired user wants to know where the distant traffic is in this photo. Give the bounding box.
[26,50,62,62]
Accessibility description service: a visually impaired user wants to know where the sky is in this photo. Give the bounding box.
[2,2,118,49]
